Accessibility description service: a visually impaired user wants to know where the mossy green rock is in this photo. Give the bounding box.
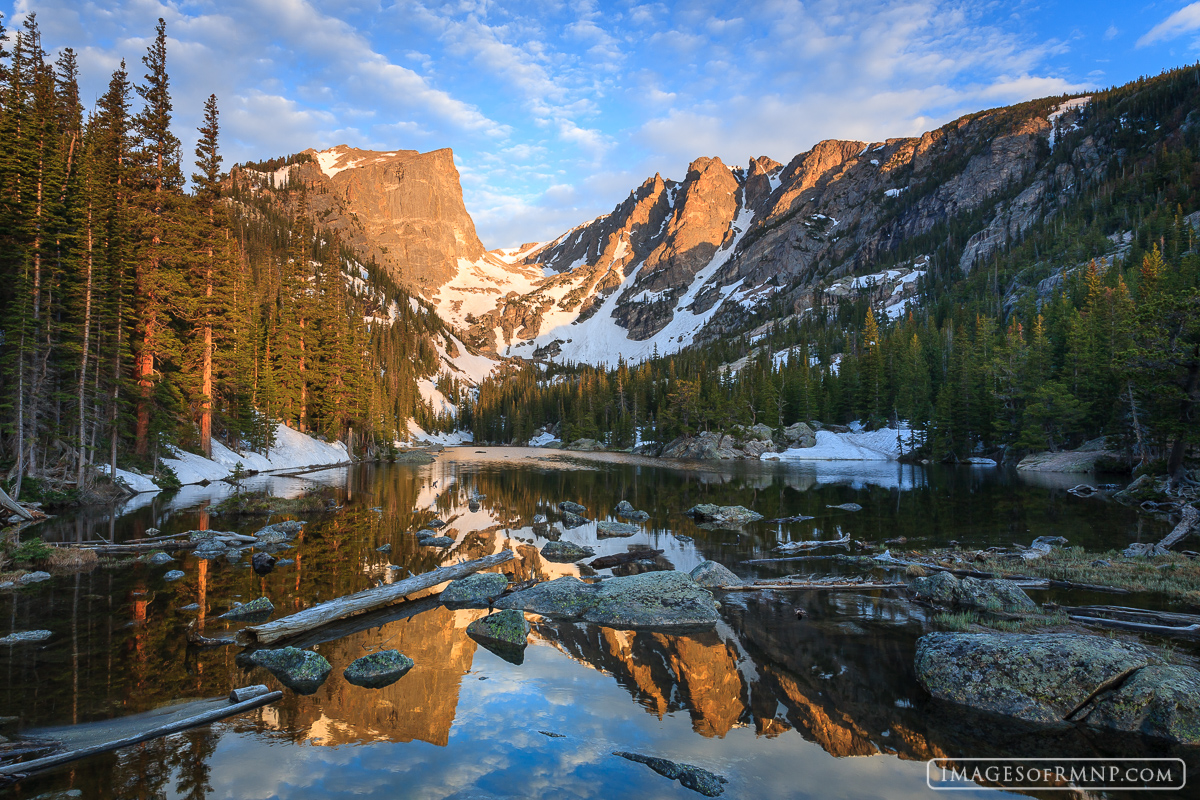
[220,596,275,621]
[344,650,414,688]
[441,573,509,606]
[466,610,530,664]
[248,646,332,695]
[495,571,720,628]
[915,633,1156,724]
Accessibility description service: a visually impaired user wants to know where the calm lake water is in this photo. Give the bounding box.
[2,449,1194,799]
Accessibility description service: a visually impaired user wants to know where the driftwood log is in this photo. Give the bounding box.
[725,581,906,592]
[774,533,850,553]
[0,487,34,521]
[1159,505,1199,550]
[237,550,515,646]
[0,691,281,777]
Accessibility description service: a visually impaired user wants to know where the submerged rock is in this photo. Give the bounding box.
[540,541,595,563]
[376,543,392,553]
[689,561,741,589]
[147,552,174,565]
[344,650,414,688]
[596,521,640,538]
[613,751,728,796]
[827,503,863,512]
[247,646,332,695]
[907,571,1038,613]
[685,504,763,526]
[495,571,720,628]
[220,596,275,621]
[441,573,509,606]
[164,570,186,582]
[466,609,530,664]
[421,536,455,548]
[558,501,587,515]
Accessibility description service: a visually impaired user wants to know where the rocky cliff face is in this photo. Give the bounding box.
[443,94,1118,363]
[256,145,488,292]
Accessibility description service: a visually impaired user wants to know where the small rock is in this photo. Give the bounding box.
[466,609,530,664]
[827,503,863,512]
[421,536,454,548]
[538,730,566,738]
[247,647,332,694]
[229,684,271,703]
[252,553,277,575]
[180,603,201,611]
[441,573,509,606]
[164,570,186,582]
[469,500,481,512]
[220,596,275,621]
[147,552,174,565]
[17,571,51,586]
[1124,542,1171,558]
[689,561,741,589]
[0,630,52,645]
[558,501,587,515]
[376,543,392,553]
[344,650,415,688]
[532,514,548,525]
[426,519,446,529]
[1091,559,1113,568]
[596,521,640,538]
[614,751,728,796]
[146,528,161,536]
[540,541,595,563]
[685,505,763,526]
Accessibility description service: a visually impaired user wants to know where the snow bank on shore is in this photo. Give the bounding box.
[405,420,473,446]
[762,426,920,462]
[161,424,349,487]
[97,464,161,494]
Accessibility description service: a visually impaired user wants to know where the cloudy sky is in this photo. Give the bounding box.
[3,0,1195,247]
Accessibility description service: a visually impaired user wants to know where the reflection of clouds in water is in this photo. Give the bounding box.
[199,640,951,799]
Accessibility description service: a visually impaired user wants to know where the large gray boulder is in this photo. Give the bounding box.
[495,571,720,628]
[441,573,509,606]
[1085,664,1200,743]
[540,541,595,563]
[916,633,1155,724]
[597,521,640,538]
[685,504,763,526]
[660,432,740,460]
[908,571,1038,613]
[784,422,817,448]
[561,511,589,528]
[689,561,741,589]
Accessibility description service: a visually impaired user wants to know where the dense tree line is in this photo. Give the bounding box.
[471,65,1200,485]
[0,16,448,500]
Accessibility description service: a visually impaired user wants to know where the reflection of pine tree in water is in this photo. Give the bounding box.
[170,728,219,800]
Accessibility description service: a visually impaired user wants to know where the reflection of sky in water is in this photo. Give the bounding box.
[196,643,1009,800]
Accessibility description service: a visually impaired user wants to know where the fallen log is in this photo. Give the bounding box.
[1159,505,1199,550]
[873,552,1131,593]
[237,550,515,646]
[0,487,34,522]
[1067,614,1200,640]
[774,533,850,553]
[588,549,663,569]
[742,554,845,565]
[725,581,906,592]
[1055,605,1200,628]
[73,541,196,553]
[0,691,281,777]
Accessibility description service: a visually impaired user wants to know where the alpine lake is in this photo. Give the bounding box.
[2,448,1195,799]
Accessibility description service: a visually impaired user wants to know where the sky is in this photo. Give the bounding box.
[2,0,1198,248]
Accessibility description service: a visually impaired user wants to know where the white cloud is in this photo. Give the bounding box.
[1138,2,1200,46]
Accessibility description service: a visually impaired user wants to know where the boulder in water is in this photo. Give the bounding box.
[907,571,1038,613]
[220,596,275,621]
[540,541,595,563]
[252,553,277,575]
[247,646,332,695]
[344,650,414,688]
[558,501,587,515]
[466,609,530,664]
[561,511,589,528]
[495,571,720,628]
[613,751,727,797]
[441,573,509,606]
[685,504,763,526]
[597,521,640,538]
[689,561,741,589]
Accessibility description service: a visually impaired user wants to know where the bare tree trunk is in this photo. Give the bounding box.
[77,203,94,486]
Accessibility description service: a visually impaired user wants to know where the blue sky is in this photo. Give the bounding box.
[5,0,1199,247]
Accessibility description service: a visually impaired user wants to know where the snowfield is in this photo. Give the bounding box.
[762,426,921,462]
